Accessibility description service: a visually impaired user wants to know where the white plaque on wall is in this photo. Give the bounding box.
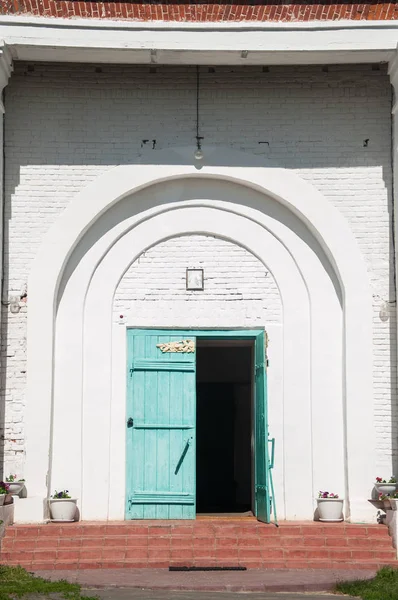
[186,268,204,291]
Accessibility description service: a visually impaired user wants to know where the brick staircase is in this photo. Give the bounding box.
[0,520,397,571]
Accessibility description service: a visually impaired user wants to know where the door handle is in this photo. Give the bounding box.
[269,437,275,469]
[127,417,134,428]
[174,437,192,475]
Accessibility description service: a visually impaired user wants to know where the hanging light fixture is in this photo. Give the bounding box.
[194,65,204,161]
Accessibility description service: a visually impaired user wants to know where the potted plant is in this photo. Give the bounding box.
[374,476,397,495]
[385,492,398,511]
[48,490,77,521]
[317,491,344,522]
[379,493,392,510]
[5,474,25,496]
[0,481,10,506]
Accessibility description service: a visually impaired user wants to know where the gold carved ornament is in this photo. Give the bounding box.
[156,339,195,353]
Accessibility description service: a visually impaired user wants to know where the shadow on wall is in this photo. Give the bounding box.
[0,249,9,480]
[0,215,26,479]
[4,63,392,176]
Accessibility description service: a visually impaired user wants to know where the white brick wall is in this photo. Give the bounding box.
[113,235,281,326]
[2,62,395,477]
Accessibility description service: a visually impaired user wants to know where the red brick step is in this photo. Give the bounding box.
[1,520,397,570]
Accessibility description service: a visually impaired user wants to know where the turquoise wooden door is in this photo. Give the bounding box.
[254,331,271,523]
[126,330,196,519]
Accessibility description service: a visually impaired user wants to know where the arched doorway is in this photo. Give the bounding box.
[23,154,374,522]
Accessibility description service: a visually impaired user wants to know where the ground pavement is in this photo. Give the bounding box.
[84,591,357,600]
[34,568,374,593]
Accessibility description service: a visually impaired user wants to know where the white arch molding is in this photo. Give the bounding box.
[51,186,341,520]
[22,148,375,523]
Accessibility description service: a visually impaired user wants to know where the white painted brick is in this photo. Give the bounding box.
[114,235,280,327]
[1,62,396,476]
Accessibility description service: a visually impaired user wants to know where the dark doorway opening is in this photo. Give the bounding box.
[196,341,253,515]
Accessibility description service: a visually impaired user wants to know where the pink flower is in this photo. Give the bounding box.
[318,490,339,499]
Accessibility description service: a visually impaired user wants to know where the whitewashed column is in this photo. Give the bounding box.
[388,55,398,547]
[389,52,398,307]
[0,44,12,285]
[0,43,12,480]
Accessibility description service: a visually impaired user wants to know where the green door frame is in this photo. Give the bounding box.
[126,327,270,522]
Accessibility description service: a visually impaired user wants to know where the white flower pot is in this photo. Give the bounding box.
[49,498,77,521]
[375,483,397,495]
[7,482,24,496]
[317,498,344,522]
[0,495,5,506]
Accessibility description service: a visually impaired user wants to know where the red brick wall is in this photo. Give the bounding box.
[1,0,398,21]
